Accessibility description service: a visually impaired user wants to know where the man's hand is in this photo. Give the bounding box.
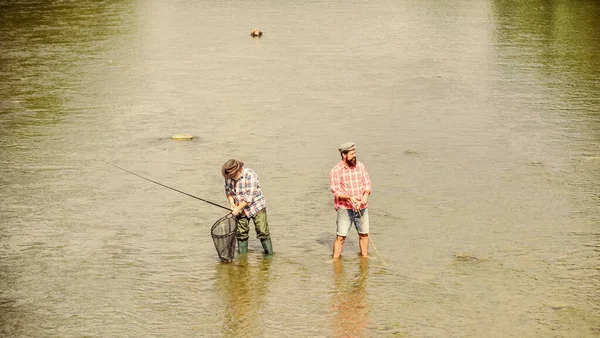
[360,193,369,209]
[350,197,361,211]
[231,201,248,216]
[227,195,237,211]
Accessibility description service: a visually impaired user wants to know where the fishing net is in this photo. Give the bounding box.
[211,213,238,262]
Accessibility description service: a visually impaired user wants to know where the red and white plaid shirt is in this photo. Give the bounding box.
[224,168,266,218]
[329,160,371,210]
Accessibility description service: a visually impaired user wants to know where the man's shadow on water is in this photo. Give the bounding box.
[215,255,272,336]
[330,257,369,337]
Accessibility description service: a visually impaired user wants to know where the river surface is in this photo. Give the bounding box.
[1,0,598,337]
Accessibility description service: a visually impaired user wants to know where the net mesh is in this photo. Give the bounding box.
[211,213,238,262]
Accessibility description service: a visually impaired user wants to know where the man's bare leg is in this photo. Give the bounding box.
[333,235,346,258]
[359,234,369,257]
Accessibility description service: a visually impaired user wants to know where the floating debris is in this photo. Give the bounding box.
[403,149,422,156]
[550,304,571,310]
[251,29,263,37]
[171,134,194,140]
[453,253,480,262]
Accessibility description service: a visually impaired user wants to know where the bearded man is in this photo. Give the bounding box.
[329,142,372,258]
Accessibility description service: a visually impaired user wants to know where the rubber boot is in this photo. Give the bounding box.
[260,239,273,255]
[238,240,248,254]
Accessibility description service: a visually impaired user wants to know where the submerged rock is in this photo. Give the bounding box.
[453,253,480,262]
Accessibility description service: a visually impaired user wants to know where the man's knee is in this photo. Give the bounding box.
[336,235,346,243]
[253,219,269,240]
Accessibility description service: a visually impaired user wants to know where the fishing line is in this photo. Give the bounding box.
[356,208,388,267]
[104,161,230,211]
[340,188,388,267]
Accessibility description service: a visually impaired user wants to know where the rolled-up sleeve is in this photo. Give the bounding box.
[362,165,371,193]
[224,180,233,196]
[330,168,342,198]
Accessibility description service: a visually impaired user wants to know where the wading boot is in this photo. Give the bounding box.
[260,239,273,255]
[238,240,248,254]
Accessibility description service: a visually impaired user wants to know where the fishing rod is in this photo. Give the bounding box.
[104,161,231,211]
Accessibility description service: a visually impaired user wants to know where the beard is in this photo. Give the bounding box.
[347,157,357,167]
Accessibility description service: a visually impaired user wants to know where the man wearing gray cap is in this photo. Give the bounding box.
[329,142,372,258]
[222,159,273,255]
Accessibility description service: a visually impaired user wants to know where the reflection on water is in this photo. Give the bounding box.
[492,0,600,223]
[330,258,369,338]
[492,0,600,126]
[0,1,135,124]
[216,256,272,336]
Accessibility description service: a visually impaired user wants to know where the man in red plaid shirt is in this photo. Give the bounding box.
[329,142,372,258]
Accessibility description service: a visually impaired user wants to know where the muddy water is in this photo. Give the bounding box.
[1,0,598,337]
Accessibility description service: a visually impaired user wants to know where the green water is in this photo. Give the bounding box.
[1,0,598,337]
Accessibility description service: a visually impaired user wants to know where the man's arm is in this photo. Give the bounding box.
[226,194,237,210]
[232,170,256,216]
[330,169,345,198]
[331,168,360,209]
[359,164,372,207]
[232,200,248,216]
[224,181,236,210]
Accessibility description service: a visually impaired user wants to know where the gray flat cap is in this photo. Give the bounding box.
[338,142,355,153]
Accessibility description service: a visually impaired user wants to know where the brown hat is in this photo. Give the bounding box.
[222,159,244,179]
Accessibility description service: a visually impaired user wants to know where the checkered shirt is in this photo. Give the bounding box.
[224,167,266,218]
[330,160,372,210]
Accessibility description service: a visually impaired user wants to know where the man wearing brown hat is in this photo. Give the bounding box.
[222,159,273,255]
[329,142,371,258]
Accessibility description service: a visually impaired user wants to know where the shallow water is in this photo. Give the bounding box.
[1,0,598,337]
